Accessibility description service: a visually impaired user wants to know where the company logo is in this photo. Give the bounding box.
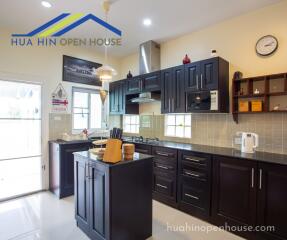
[11,13,122,47]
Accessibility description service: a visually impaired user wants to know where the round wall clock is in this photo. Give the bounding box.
[256,35,278,56]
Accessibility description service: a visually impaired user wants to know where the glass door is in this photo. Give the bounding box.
[0,80,42,201]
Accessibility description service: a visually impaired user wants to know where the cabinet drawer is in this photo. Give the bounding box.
[179,150,210,167]
[180,184,205,209]
[182,167,207,181]
[153,158,176,173]
[153,175,175,198]
[152,147,177,161]
[134,144,152,155]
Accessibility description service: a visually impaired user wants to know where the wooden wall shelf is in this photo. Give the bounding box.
[232,72,287,123]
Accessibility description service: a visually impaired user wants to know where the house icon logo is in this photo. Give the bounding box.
[12,13,122,37]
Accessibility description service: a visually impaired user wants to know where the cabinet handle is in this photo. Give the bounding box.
[172,98,175,112]
[156,184,168,189]
[168,98,171,112]
[85,163,89,179]
[185,171,200,178]
[259,169,262,190]
[156,151,169,157]
[185,193,199,200]
[137,149,149,154]
[251,168,254,188]
[156,164,169,170]
[184,157,201,163]
[196,75,199,90]
[200,74,203,89]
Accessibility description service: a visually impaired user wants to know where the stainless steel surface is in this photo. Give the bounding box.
[185,171,200,178]
[185,193,199,200]
[201,74,203,89]
[139,40,160,74]
[251,168,254,188]
[130,92,160,103]
[156,151,169,157]
[259,169,263,190]
[156,184,167,189]
[156,164,169,170]
[184,157,200,163]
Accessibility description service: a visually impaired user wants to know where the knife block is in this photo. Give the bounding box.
[103,139,122,163]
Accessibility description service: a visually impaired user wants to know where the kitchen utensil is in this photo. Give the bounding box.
[240,132,259,153]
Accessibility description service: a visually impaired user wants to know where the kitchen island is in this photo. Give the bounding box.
[73,151,153,240]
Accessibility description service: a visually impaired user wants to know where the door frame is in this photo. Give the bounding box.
[0,72,46,197]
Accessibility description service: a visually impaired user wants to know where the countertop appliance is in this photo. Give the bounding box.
[238,132,259,153]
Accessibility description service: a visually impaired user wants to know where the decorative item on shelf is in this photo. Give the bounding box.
[256,35,278,56]
[251,100,263,112]
[273,104,280,111]
[239,100,249,112]
[103,138,122,163]
[239,88,244,96]
[122,143,135,160]
[254,89,260,95]
[211,49,217,57]
[127,71,133,78]
[233,71,243,80]
[182,54,191,64]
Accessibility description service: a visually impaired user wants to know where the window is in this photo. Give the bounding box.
[123,115,139,133]
[165,114,191,138]
[72,88,102,130]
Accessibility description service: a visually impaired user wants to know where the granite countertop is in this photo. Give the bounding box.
[123,138,287,166]
[74,151,153,167]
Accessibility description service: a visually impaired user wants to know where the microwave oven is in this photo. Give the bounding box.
[186,90,219,112]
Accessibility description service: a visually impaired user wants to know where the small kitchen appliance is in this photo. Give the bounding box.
[234,132,259,153]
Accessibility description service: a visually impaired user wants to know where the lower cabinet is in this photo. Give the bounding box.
[177,151,212,220]
[74,154,153,240]
[49,141,91,198]
[257,163,287,240]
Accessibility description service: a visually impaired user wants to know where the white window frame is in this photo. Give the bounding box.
[123,115,140,134]
[72,87,103,131]
[164,114,192,138]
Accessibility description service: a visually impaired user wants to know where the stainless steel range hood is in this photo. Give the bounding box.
[131,92,160,103]
[139,41,160,74]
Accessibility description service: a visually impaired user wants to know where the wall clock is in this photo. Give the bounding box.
[256,35,278,56]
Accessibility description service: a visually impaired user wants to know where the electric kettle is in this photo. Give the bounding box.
[241,132,259,153]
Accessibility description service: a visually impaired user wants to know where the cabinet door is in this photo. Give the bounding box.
[74,158,90,232]
[61,144,90,197]
[257,163,287,240]
[118,81,125,114]
[212,156,257,237]
[142,71,161,92]
[89,165,107,240]
[126,77,142,94]
[184,62,201,91]
[161,68,173,113]
[172,65,185,113]
[200,58,218,90]
[109,82,118,113]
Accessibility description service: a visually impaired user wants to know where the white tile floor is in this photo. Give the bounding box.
[0,192,244,240]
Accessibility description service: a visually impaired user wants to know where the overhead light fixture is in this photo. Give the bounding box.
[143,18,152,27]
[41,1,52,8]
[94,0,117,82]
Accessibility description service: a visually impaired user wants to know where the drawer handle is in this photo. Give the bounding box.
[157,164,169,170]
[185,157,202,163]
[137,149,149,153]
[156,151,169,157]
[156,184,168,189]
[185,193,199,200]
[185,171,200,178]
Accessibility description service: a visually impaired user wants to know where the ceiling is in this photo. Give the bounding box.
[0,0,282,57]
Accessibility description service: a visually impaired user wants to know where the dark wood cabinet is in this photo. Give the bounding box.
[212,156,257,239]
[184,62,201,91]
[161,66,185,113]
[49,141,91,199]
[152,146,178,207]
[142,71,161,92]
[126,77,142,94]
[134,143,152,155]
[184,57,228,94]
[257,163,287,240]
[109,81,125,115]
[177,151,212,220]
[74,153,153,240]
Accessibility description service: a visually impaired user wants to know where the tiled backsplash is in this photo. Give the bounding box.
[110,113,287,155]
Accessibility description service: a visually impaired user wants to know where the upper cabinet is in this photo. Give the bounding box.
[184,57,227,92]
[109,81,125,115]
[126,71,161,94]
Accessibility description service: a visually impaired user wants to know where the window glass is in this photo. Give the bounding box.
[123,115,139,134]
[165,114,192,138]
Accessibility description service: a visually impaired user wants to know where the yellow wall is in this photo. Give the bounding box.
[120,1,287,79]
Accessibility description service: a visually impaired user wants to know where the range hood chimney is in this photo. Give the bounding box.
[139,41,160,74]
